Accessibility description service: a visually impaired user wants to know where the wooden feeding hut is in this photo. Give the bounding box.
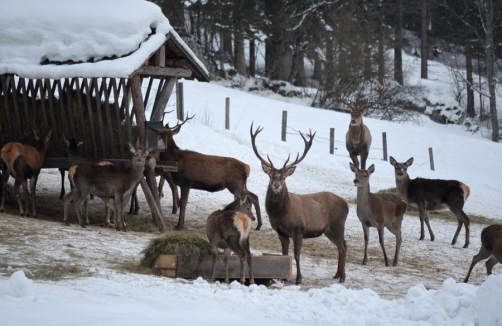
[0,0,210,231]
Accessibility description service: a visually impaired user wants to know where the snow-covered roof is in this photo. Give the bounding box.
[0,0,209,81]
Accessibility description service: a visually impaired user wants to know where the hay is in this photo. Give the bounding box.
[140,232,211,269]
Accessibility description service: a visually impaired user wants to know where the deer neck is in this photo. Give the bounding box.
[349,124,365,144]
[356,184,371,209]
[395,174,411,200]
[265,187,290,220]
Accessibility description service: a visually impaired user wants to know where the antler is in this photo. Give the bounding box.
[283,129,316,171]
[166,112,195,130]
[337,79,357,111]
[162,110,175,123]
[359,79,387,112]
[250,123,274,169]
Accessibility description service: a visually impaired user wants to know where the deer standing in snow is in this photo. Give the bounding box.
[350,163,406,266]
[206,193,255,284]
[464,224,502,283]
[250,123,348,284]
[389,156,471,248]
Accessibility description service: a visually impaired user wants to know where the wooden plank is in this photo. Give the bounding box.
[1,75,12,133]
[94,78,107,158]
[165,59,189,69]
[9,77,22,138]
[74,78,86,140]
[154,45,165,67]
[143,77,154,109]
[64,78,76,136]
[150,77,176,122]
[110,78,125,157]
[120,79,133,144]
[45,79,59,141]
[37,79,49,132]
[55,79,68,137]
[102,78,116,157]
[19,78,30,133]
[82,78,98,158]
[42,157,131,169]
[155,254,292,280]
[130,74,145,145]
[134,66,192,78]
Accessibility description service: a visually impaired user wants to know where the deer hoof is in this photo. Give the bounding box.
[174,225,183,231]
[295,280,302,285]
[80,224,87,228]
[462,244,469,249]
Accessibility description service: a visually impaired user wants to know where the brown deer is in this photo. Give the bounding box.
[338,80,386,169]
[159,114,262,231]
[464,224,502,283]
[350,163,406,266]
[206,193,255,284]
[250,123,348,284]
[63,143,151,231]
[0,128,52,217]
[389,156,471,248]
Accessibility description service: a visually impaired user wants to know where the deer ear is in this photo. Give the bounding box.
[261,162,271,174]
[367,164,375,174]
[349,162,357,173]
[145,147,153,155]
[240,194,248,206]
[33,129,40,140]
[285,166,296,177]
[389,156,396,166]
[63,133,69,146]
[45,130,52,142]
[405,157,414,167]
[128,142,135,153]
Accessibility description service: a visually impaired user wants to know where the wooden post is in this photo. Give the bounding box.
[225,97,230,130]
[139,178,167,233]
[429,147,435,171]
[177,81,184,120]
[329,128,335,154]
[282,111,287,141]
[131,75,146,145]
[382,132,387,161]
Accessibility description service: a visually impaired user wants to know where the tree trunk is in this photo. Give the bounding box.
[483,0,499,141]
[249,39,256,77]
[394,0,403,85]
[377,19,385,85]
[295,51,306,87]
[234,34,246,75]
[464,0,475,117]
[218,6,226,79]
[420,0,428,79]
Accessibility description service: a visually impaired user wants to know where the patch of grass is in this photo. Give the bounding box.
[125,216,160,233]
[116,259,161,276]
[140,232,211,269]
[28,263,85,281]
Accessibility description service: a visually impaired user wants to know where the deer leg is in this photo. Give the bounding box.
[417,204,427,241]
[164,172,179,214]
[324,228,347,283]
[63,190,75,226]
[246,190,262,230]
[389,223,402,267]
[424,210,435,241]
[175,186,190,230]
[223,247,231,284]
[362,223,369,265]
[115,194,126,232]
[128,185,138,215]
[278,233,290,255]
[292,233,303,285]
[464,246,491,283]
[377,227,389,267]
[210,243,219,282]
[0,167,9,212]
[360,151,369,170]
[227,235,247,284]
[349,152,360,169]
[29,176,39,217]
[104,198,111,228]
[158,175,165,198]
[59,168,66,200]
[84,197,89,225]
[74,191,89,228]
[450,207,470,248]
[486,256,498,276]
[14,179,26,216]
[242,238,254,285]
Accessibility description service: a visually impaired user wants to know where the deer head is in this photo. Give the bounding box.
[350,162,375,188]
[389,156,413,181]
[250,123,315,193]
[337,79,387,126]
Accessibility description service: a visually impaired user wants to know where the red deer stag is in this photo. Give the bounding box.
[206,193,255,284]
[0,129,52,217]
[350,163,406,266]
[389,156,471,248]
[464,224,502,283]
[63,143,151,231]
[250,123,348,284]
[338,80,386,169]
[159,114,262,231]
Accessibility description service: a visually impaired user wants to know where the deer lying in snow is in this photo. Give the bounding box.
[206,193,255,284]
[0,129,52,217]
[389,156,471,248]
[338,80,386,169]
[350,163,406,266]
[63,143,151,231]
[251,123,348,284]
[464,224,502,283]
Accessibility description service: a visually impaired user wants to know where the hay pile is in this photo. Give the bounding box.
[140,232,211,269]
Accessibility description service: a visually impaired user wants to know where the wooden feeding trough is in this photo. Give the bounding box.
[154,254,293,281]
[0,2,210,232]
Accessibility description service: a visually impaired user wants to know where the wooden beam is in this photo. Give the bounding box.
[165,59,189,69]
[150,77,176,122]
[82,78,98,158]
[130,74,146,144]
[111,78,125,157]
[134,66,192,78]
[154,45,165,67]
[102,78,116,157]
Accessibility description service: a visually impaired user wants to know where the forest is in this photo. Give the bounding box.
[150,0,502,141]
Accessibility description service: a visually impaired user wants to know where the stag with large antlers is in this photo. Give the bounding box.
[250,123,348,284]
[338,80,386,169]
[159,114,262,231]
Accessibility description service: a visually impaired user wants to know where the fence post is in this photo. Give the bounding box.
[281,111,287,141]
[382,132,387,161]
[176,81,184,120]
[330,128,335,154]
[225,97,230,130]
[429,147,435,171]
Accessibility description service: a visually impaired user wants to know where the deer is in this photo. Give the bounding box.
[206,193,255,285]
[338,80,386,169]
[0,128,52,217]
[350,163,406,266]
[63,143,151,231]
[389,156,471,248]
[250,123,348,284]
[464,224,502,283]
[159,114,262,231]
